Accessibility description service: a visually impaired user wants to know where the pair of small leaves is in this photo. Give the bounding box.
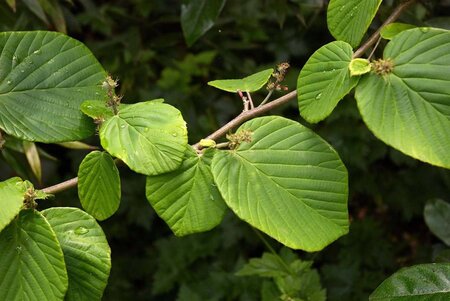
[147,116,349,252]
[82,100,188,176]
[0,206,111,301]
[298,28,450,169]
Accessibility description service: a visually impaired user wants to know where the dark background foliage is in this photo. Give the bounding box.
[1,0,450,300]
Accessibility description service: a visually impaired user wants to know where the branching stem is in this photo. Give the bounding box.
[41,1,414,195]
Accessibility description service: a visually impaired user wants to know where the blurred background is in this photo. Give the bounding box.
[1,0,450,300]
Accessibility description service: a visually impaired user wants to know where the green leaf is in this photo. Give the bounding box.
[369,263,450,300]
[0,177,25,232]
[0,31,107,142]
[146,147,226,236]
[78,151,121,221]
[22,0,49,24]
[100,101,188,175]
[327,0,382,47]
[57,141,98,150]
[349,58,371,76]
[211,116,349,251]
[424,199,450,246]
[42,207,111,301]
[208,68,273,93]
[6,0,16,12]
[355,28,450,168]
[297,41,359,123]
[181,0,226,47]
[236,253,291,278]
[0,209,68,300]
[80,99,116,120]
[380,23,416,40]
[23,140,42,182]
[38,0,67,33]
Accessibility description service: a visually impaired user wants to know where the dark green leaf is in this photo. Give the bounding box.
[78,151,121,221]
[181,0,226,46]
[0,209,68,300]
[42,207,111,301]
[424,199,450,246]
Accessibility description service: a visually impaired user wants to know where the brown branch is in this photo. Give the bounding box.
[353,0,416,58]
[42,177,78,194]
[41,1,414,195]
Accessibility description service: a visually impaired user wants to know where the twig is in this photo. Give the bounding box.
[353,0,416,58]
[41,1,414,195]
[259,90,274,107]
[42,177,78,194]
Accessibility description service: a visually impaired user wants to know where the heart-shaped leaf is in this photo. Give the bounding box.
[208,68,273,93]
[0,177,26,232]
[327,0,382,47]
[297,41,359,123]
[78,151,121,221]
[41,207,111,301]
[146,147,226,236]
[99,101,188,176]
[370,263,450,300]
[355,28,450,169]
[0,209,68,300]
[0,31,107,142]
[211,116,348,251]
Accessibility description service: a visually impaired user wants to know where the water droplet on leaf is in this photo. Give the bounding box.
[74,226,89,235]
[315,93,322,100]
[33,50,41,55]
[120,124,126,129]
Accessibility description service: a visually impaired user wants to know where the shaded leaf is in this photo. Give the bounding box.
[424,199,450,246]
[236,253,291,278]
[355,28,450,168]
[0,177,25,232]
[6,0,16,12]
[58,141,98,150]
[297,41,359,123]
[42,207,111,301]
[327,0,382,47]
[0,209,68,300]
[211,116,349,251]
[146,147,226,235]
[99,101,188,175]
[0,31,107,142]
[78,151,121,221]
[370,263,450,300]
[181,0,226,46]
[208,68,273,93]
[22,0,49,24]
[380,23,416,40]
[23,141,42,182]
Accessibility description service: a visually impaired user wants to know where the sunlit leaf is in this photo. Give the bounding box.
[42,207,111,301]
[355,28,450,168]
[327,0,382,47]
[297,41,358,123]
[208,68,273,93]
[380,23,416,40]
[212,116,348,251]
[0,177,25,232]
[146,147,226,235]
[0,209,68,301]
[99,101,188,175]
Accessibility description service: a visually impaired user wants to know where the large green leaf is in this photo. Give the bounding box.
[424,199,450,246]
[99,101,188,175]
[78,151,121,221]
[41,207,111,301]
[146,147,226,236]
[181,0,226,47]
[0,209,68,300]
[297,41,359,123]
[211,116,348,251]
[0,177,26,232]
[208,68,273,93]
[370,263,450,300]
[0,31,107,142]
[327,0,382,48]
[355,28,450,168]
